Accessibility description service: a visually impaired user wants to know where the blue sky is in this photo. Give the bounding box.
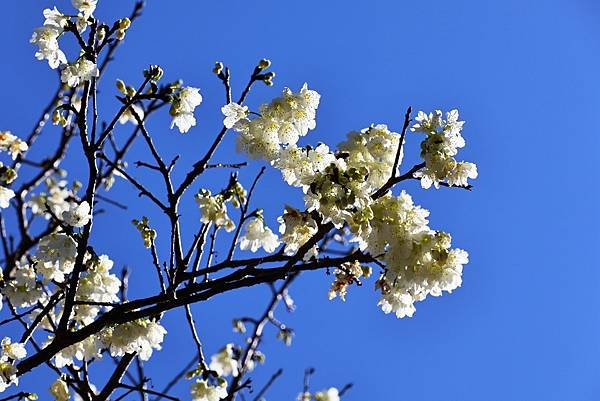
[1,0,599,400]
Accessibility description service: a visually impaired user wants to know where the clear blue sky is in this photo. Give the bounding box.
[1,0,599,400]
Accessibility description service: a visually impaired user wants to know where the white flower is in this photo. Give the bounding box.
[314,388,340,401]
[190,379,228,401]
[209,344,238,377]
[118,104,144,125]
[195,190,235,232]
[0,187,14,209]
[74,255,120,324]
[52,336,103,368]
[233,84,320,160]
[62,201,91,227]
[274,144,336,188]
[71,0,97,18]
[61,58,99,87]
[221,102,248,129]
[447,161,478,187]
[278,206,319,259]
[2,263,46,308]
[50,377,70,401]
[28,176,74,218]
[35,233,78,283]
[170,87,202,133]
[30,26,67,69]
[43,7,68,29]
[239,218,280,253]
[1,338,27,361]
[0,131,28,159]
[103,319,166,361]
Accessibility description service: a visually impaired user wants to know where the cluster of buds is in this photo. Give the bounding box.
[132,216,157,248]
[115,79,137,98]
[144,64,164,82]
[115,17,131,41]
[255,58,275,86]
[276,327,294,346]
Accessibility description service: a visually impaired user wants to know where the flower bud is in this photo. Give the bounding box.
[262,71,275,86]
[144,65,163,81]
[118,18,131,30]
[116,79,127,95]
[257,58,271,70]
[52,109,61,125]
[126,86,137,97]
[212,62,224,75]
[116,29,126,41]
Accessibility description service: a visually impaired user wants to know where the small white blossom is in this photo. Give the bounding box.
[61,58,99,87]
[314,388,340,401]
[1,338,27,361]
[239,218,280,253]
[35,233,78,283]
[278,206,319,259]
[221,102,248,129]
[62,201,91,227]
[209,344,238,377]
[30,25,67,69]
[71,0,97,18]
[103,319,166,361]
[0,131,28,159]
[170,87,202,133]
[43,7,68,29]
[0,187,14,209]
[190,379,228,401]
[28,176,75,218]
[2,263,46,308]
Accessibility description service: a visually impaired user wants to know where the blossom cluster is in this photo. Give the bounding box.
[30,1,101,88]
[411,109,478,188]
[2,236,166,371]
[0,131,28,208]
[0,337,27,392]
[228,85,476,317]
[232,83,320,161]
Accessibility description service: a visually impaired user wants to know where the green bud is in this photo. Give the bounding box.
[116,79,127,95]
[257,58,271,70]
[118,17,131,30]
[212,61,224,75]
[262,71,275,86]
[144,65,163,82]
[126,86,137,97]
